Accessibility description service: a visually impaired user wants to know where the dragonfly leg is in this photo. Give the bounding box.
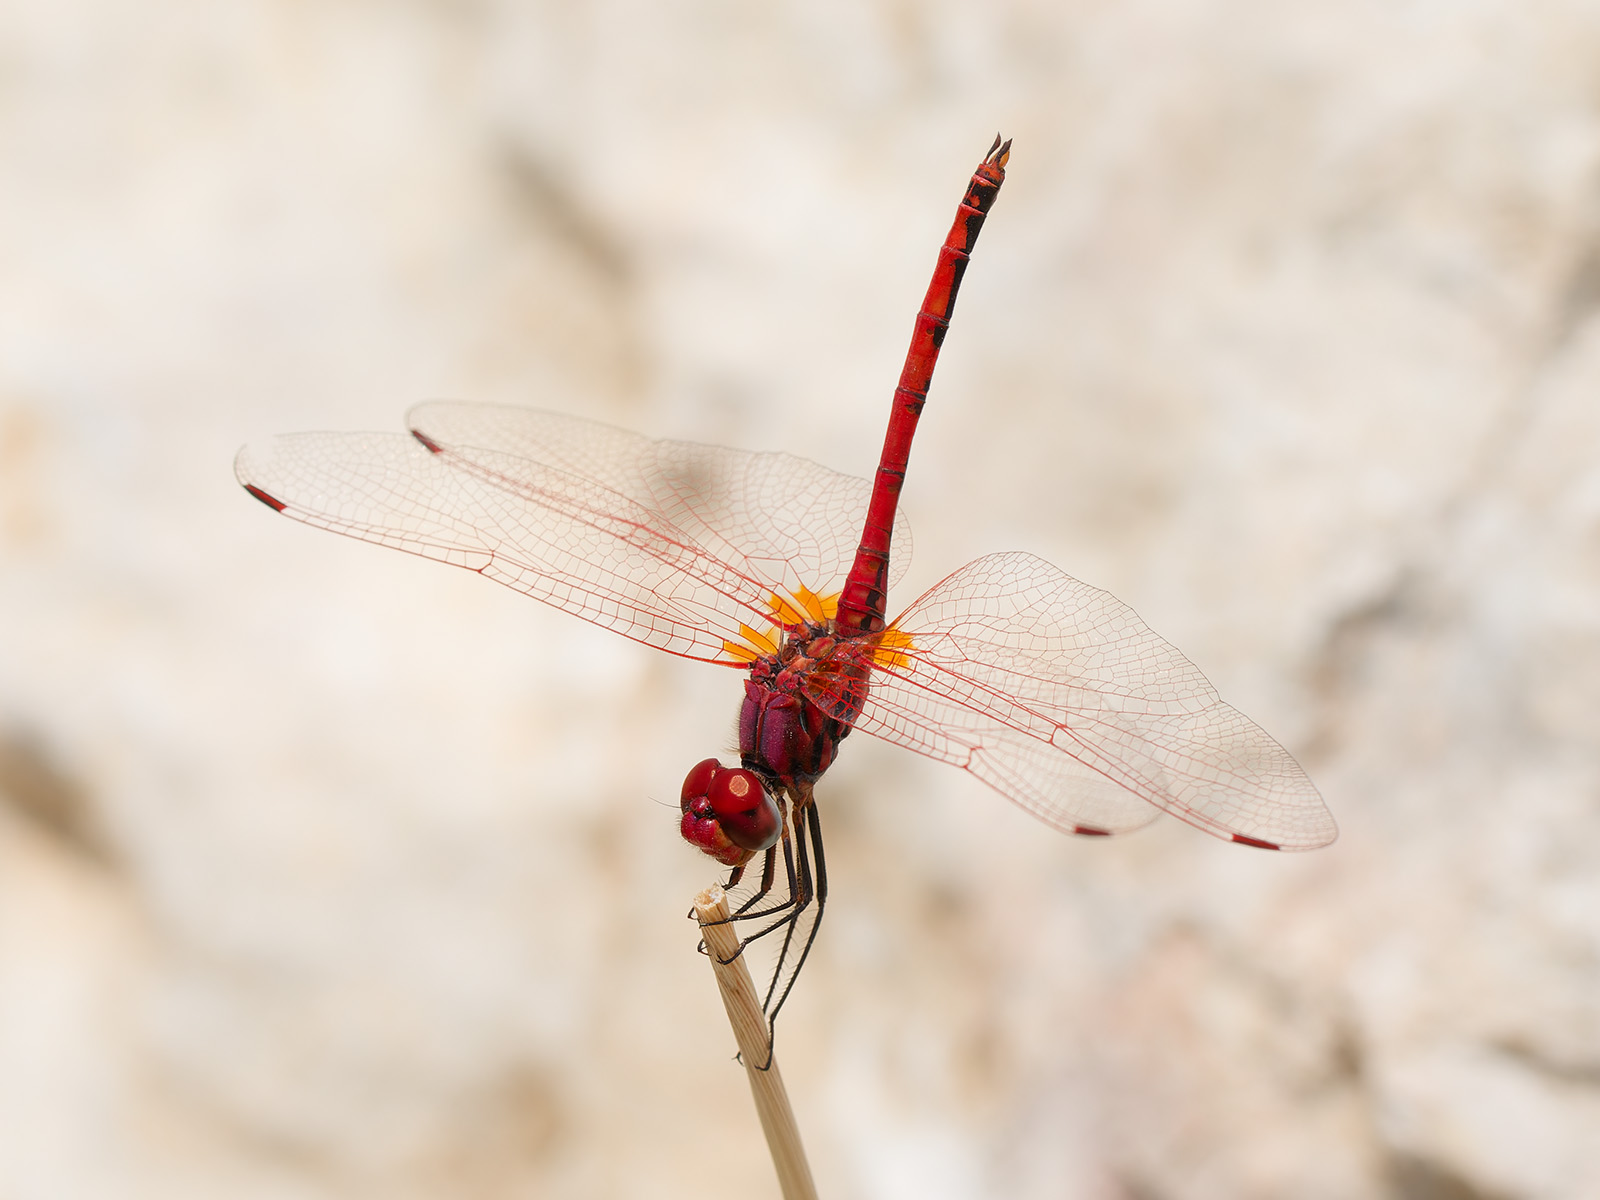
[718,797,807,934]
[698,840,789,958]
[763,801,826,1022]
[693,797,791,940]
[759,807,812,1012]
[739,799,827,1072]
[731,839,780,917]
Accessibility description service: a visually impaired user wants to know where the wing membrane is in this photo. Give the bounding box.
[236,404,911,663]
[810,552,1336,848]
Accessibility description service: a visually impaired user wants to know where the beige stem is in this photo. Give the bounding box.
[693,884,818,1200]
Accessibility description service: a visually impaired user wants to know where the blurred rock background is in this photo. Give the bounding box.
[3,2,1599,1198]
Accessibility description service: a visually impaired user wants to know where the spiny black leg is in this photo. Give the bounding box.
[722,801,806,932]
[756,800,828,1068]
[731,836,780,918]
[809,799,828,909]
[712,806,802,969]
[699,801,794,938]
[760,807,814,1016]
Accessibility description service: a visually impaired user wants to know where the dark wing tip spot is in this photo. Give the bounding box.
[1232,834,1281,851]
[412,429,444,454]
[1073,825,1111,837]
[243,483,287,512]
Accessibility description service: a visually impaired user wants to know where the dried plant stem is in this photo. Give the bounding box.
[693,884,818,1200]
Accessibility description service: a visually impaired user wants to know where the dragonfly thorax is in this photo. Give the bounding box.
[739,627,866,796]
[678,625,860,867]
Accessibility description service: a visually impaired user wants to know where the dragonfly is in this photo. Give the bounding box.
[237,136,1336,1062]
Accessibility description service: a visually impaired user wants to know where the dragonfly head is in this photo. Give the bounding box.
[679,757,782,866]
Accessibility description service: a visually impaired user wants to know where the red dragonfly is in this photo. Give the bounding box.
[238,137,1335,1054]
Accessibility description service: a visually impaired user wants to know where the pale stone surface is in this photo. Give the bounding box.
[3,2,1599,1198]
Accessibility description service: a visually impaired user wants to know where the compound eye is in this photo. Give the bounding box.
[678,759,782,860]
[707,767,781,853]
[681,757,719,805]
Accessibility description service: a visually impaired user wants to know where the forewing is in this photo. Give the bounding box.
[813,552,1336,849]
[235,405,910,663]
[408,403,913,595]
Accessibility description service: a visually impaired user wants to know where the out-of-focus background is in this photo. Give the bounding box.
[3,3,1599,1198]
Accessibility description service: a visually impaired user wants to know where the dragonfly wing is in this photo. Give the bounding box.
[408,403,914,597]
[814,552,1336,849]
[236,406,909,663]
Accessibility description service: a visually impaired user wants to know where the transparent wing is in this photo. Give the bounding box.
[235,404,911,663]
[810,552,1336,849]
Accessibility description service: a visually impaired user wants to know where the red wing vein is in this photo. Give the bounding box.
[237,405,914,665]
[837,552,1336,848]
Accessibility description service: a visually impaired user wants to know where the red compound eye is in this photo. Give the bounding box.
[681,757,718,806]
[679,758,782,863]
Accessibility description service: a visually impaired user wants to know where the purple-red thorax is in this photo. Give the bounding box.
[679,618,872,866]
